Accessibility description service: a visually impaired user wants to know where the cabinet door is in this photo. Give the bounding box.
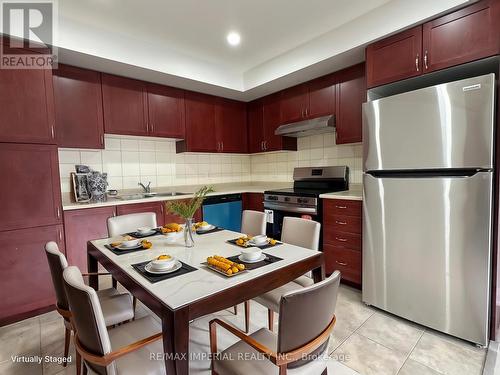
[242,193,264,212]
[164,199,203,224]
[263,93,284,151]
[307,75,336,119]
[0,143,61,231]
[147,83,185,139]
[63,206,116,272]
[336,64,366,144]
[183,92,217,152]
[53,64,104,149]
[422,0,500,73]
[215,98,247,153]
[0,63,55,144]
[366,26,422,88]
[0,224,65,324]
[102,73,148,136]
[323,244,361,284]
[247,100,264,153]
[116,201,165,227]
[280,84,308,124]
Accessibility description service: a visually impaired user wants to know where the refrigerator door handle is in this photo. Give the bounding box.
[365,168,490,179]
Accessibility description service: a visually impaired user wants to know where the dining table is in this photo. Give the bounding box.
[87,228,325,375]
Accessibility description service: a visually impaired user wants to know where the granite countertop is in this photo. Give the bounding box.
[319,184,363,201]
[62,182,292,210]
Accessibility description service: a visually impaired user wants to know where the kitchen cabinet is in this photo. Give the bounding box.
[63,206,116,272]
[0,54,55,144]
[147,83,185,139]
[102,73,148,136]
[366,26,423,88]
[53,64,104,149]
[422,0,500,73]
[0,224,64,325]
[164,199,203,224]
[116,201,165,227]
[323,199,362,286]
[263,93,297,152]
[280,84,309,124]
[0,143,62,232]
[215,98,248,153]
[242,193,264,212]
[247,100,265,153]
[335,64,365,144]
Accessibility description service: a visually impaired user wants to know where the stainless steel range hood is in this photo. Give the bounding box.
[274,115,335,137]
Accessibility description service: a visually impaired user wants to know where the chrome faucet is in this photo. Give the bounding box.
[138,181,151,193]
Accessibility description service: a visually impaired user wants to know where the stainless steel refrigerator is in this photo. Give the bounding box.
[362,74,495,346]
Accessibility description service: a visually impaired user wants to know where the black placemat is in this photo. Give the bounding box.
[225,253,283,270]
[227,238,283,250]
[196,227,224,235]
[131,260,197,283]
[125,228,163,238]
[104,244,149,256]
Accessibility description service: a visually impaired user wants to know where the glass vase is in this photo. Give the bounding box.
[184,218,195,248]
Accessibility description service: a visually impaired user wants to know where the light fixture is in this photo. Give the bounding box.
[226,32,241,46]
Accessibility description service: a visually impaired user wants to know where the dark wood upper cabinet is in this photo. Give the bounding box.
[0,143,62,232]
[53,64,104,149]
[336,64,366,145]
[116,201,165,227]
[422,0,500,73]
[215,98,248,153]
[0,61,55,144]
[307,75,336,118]
[366,26,423,88]
[280,84,308,124]
[263,93,284,152]
[247,100,265,153]
[147,83,185,139]
[102,73,148,136]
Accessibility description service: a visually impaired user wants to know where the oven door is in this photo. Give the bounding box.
[264,202,319,240]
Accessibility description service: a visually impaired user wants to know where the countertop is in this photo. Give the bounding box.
[319,184,363,201]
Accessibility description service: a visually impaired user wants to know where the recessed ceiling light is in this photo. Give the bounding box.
[226,32,241,46]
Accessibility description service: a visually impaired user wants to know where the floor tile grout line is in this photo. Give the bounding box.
[395,329,427,375]
[329,307,375,355]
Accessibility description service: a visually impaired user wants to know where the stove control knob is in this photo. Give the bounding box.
[297,198,306,204]
[284,197,291,202]
[268,196,278,201]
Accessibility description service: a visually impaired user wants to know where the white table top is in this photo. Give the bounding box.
[90,230,320,310]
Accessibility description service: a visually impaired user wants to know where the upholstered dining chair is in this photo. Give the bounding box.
[210,270,340,375]
[244,217,321,332]
[45,242,135,368]
[106,212,158,237]
[241,210,267,237]
[63,266,165,375]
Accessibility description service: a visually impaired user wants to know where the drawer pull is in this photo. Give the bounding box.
[335,220,347,225]
[336,260,348,266]
[335,205,347,209]
[335,237,347,242]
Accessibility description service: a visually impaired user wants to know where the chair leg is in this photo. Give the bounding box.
[76,351,81,375]
[112,277,117,289]
[244,300,250,333]
[233,305,238,315]
[321,368,328,375]
[268,309,274,331]
[83,364,88,375]
[63,327,71,367]
[133,296,137,320]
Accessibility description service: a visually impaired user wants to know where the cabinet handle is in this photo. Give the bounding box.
[305,108,308,117]
[335,237,348,242]
[221,142,224,152]
[415,53,419,72]
[261,141,264,151]
[150,123,154,133]
[336,260,348,266]
[101,134,104,146]
[56,206,61,219]
[335,205,347,209]
[51,124,55,139]
[58,228,63,242]
[264,141,267,151]
[424,50,428,70]
[335,220,347,225]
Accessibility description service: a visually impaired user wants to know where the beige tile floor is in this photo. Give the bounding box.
[0,284,486,375]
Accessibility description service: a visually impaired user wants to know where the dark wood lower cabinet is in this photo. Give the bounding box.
[0,224,65,325]
[323,244,361,284]
[164,199,202,224]
[242,193,264,212]
[116,201,165,227]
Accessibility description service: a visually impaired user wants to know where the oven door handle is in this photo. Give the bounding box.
[264,202,317,214]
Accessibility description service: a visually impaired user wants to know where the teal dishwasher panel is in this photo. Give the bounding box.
[202,198,242,232]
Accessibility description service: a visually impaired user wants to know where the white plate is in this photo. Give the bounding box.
[116,243,143,250]
[197,224,215,232]
[145,261,182,274]
[136,229,156,236]
[248,240,268,247]
[238,254,267,263]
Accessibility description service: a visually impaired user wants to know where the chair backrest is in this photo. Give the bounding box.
[241,210,267,236]
[45,241,70,311]
[277,271,341,362]
[63,266,115,375]
[281,217,321,250]
[107,212,157,237]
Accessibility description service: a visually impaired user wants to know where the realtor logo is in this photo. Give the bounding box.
[0,0,58,69]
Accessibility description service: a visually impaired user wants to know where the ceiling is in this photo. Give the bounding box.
[52,0,474,100]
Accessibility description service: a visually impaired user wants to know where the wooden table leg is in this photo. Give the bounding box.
[312,262,325,283]
[162,307,190,375]
[87,244,98,290]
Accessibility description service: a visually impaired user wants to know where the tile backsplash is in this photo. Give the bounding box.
[58,133,362,193]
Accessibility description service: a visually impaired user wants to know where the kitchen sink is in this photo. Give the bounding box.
[154,192,189,197]
[116,192,189,200]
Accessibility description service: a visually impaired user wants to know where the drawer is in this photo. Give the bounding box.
[324,214,361,234]
[324,244,361,284]
[323,229,361,251]
[324,199,361,217]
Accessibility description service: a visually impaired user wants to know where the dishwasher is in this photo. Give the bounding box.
[202,194,242,232]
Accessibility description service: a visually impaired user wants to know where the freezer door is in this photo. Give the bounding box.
[362,172,492,345]
[363,74,495,171]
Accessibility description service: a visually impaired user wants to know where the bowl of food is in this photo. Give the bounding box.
[162,223,183,237]
[137,227,153,235]
[151,254,176,270]
[249,235,268,246]
[120,238,142,248]
[240,247,263,262]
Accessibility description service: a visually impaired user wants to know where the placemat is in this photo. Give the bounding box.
[104,244,149,256]
[196,227,224,235]
[131,260,197,283]
[125,228,163,238]
[225,253,283,270]
[226,238,283,250]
